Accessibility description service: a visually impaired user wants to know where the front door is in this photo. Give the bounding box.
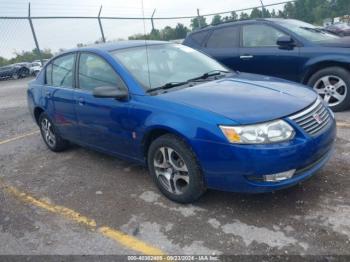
[239,23,300,82]
[74,52,132,156]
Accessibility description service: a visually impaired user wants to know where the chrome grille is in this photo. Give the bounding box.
[289,98,331,136]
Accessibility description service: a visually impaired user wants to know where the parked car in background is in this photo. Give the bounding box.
[0,63,30,80]
[184,18,350,111]
[33,59,49,66]
[27,41,336,203]
[29,62,42,76]
[324,23,350,36]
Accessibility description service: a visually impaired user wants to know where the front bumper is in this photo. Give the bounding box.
[191,117,336,193]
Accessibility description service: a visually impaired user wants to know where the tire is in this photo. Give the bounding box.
[12,73,19,80]
[147,134,206,203]
[38,112,69,152]
[307,66,350,112]
[19,68,29,78]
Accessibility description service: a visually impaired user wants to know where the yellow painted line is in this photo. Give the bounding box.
[0,130,40,145]
[2,183,97,227]
[99,226,164,255]
[0,180,165,256]
[337,121,350,128]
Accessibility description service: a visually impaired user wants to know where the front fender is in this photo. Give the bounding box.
[303,55,350,70]
[301,55,350,83]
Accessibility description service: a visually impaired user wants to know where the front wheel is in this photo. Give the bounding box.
[147,134,206,203]
[12,73,19,80]
[308,67,350,112]
[39,113,69,152]
[19,68,29,78]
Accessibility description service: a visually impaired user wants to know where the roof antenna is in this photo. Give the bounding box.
[141,0,152,89]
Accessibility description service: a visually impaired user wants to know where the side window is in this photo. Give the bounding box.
[242,24,286,47]
[78,53,126,92]
[191,31,209,46]
[51,54,75,87]
[206,26,239,48]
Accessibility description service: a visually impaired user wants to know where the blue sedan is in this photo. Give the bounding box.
[184,19,350,112]
[27,41,336,203]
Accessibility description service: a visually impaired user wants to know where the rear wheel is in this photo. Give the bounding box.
[39,113,69,152]
[147,134,206,203]
[308,67,350,112]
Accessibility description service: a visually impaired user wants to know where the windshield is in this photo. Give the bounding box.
[278,19,340,42]
[111,44,228,91]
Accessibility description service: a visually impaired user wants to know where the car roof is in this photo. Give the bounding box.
[188,18,294,34]
[63,40,169,54]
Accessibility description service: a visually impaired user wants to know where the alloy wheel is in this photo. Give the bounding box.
[41,118,56,148]
[313,75,347,107]
[153,146,190,195]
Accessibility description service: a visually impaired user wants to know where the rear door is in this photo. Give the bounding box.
[201,25,241,70]
[239,23,300,81]
[43,53,80,141]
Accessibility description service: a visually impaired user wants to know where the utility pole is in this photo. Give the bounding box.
[28,3,43,65]
[197,9,201,28]
[260,0,265,18]
[98,5,106,43]
[151,9,156,31]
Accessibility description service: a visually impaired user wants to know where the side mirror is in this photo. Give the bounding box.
[277,35,295,50]
[93,86,128,100]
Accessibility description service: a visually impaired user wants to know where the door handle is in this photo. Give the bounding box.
[78,98,85,106]
[45,91,51,98]
[240,55,254,60]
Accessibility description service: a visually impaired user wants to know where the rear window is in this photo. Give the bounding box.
[190,31,209,46]
[206,26,240,48]
[45,54,75,87]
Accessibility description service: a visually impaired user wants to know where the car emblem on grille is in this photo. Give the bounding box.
[313,113,323,124]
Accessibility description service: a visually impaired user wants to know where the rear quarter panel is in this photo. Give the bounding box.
[27,75,45,122]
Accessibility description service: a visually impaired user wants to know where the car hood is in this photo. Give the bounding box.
[158,73,317,125]
[318,36,350,48]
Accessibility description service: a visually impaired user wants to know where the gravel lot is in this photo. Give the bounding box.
[0,77,349,257]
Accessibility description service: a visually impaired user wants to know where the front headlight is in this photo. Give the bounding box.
[219,120,295,144]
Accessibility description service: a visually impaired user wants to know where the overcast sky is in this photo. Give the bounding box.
[0,0,286,59]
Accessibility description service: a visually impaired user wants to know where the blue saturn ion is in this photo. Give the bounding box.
[27,41,336,203]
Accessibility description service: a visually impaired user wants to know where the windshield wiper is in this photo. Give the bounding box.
[300,26,325,34]
[146,70,230,94]
[146,81,188,93]
[187,70,230,82]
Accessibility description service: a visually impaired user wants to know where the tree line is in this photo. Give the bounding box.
[0,49,53,67]
[129,0,350,40]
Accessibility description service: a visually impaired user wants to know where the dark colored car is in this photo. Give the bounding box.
[324,23,350,37]
[184,18,350,112]
[0,63,30,80]
[27,41,336,203]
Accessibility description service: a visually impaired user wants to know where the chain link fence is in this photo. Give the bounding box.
[0,1,295,67]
